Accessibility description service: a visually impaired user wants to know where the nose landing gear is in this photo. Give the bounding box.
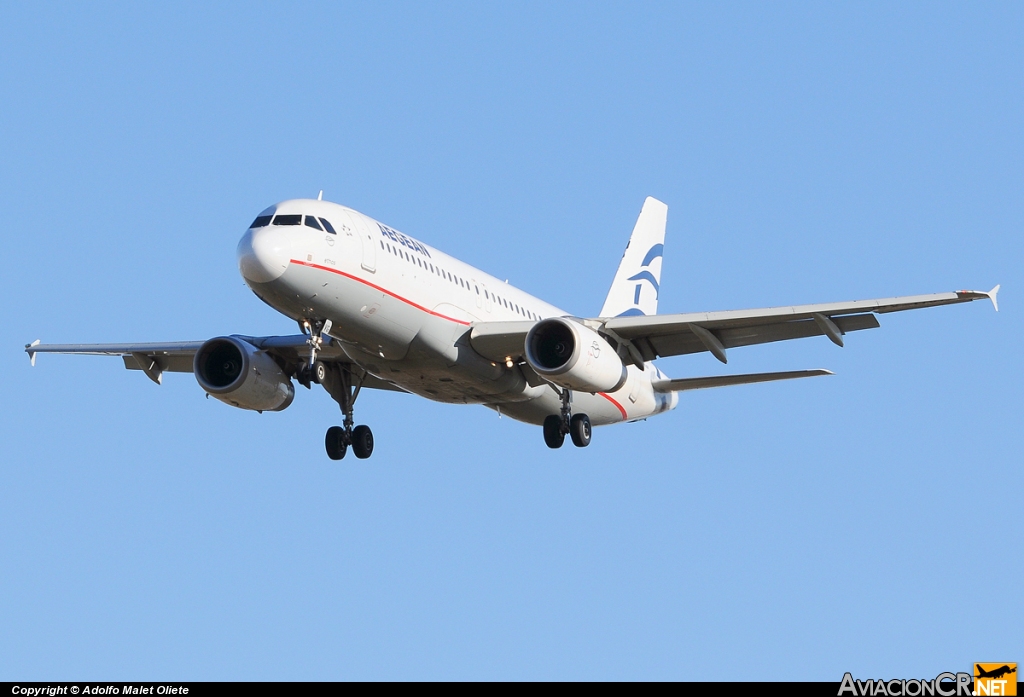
[543,388,591,449]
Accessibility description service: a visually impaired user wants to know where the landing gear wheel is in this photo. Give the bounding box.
[351,425,374,459]
[313,360,328,384]
[543,415,565,449]
[325,426,347,460]
[569,413,591,447]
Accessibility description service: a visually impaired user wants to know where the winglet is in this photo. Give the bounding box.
[26,339,40,366]
[988,284,1000,312]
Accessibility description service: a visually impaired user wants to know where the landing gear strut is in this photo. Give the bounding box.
[295,318,374,460]
[295,319,333,389]
[314,353,374,461]
[543,388,591,449]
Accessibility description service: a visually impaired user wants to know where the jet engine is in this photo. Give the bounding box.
[194,336,295,412]
[524,318,627,393]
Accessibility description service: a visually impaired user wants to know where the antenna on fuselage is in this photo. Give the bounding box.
[317,190,323,201]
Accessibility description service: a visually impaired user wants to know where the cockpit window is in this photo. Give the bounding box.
[319,218,337,234]
[272,214,302,226]
[250,215,273,229]
[303,215,323,231]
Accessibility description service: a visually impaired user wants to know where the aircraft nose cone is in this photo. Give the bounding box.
[238,227,291,283]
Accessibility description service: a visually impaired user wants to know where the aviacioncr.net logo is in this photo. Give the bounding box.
[839,672,973,697]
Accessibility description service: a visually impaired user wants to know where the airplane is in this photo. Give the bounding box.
[975,665,1016,680]
[25,195,999,459]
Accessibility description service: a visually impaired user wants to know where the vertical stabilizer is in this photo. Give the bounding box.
[599,197,668,317]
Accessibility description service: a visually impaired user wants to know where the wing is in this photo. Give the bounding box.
[24,334,405,392]
[604,286,999,365]
[468,286,999,367]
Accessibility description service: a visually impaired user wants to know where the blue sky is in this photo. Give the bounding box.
[1,2,1020,680]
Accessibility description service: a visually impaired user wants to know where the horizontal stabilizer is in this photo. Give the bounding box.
[652,369,833,393]
[986,284,1000,312]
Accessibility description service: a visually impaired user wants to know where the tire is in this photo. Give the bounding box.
[543,415,565,449]
[325,425,347,460]
[313,360,328,384]
[352,425,374,459]
[569,413,591,448]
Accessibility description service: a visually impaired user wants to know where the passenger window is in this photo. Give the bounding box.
[318,218,337,234]
[273,214,302,226]
[250,215,273,228]
[304,215,323,230]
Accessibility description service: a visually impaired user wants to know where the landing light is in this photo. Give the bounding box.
[505,357,514,368]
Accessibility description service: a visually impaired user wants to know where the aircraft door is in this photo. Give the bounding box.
[480,282,492,312]
[472,279,483,309]
[342,211,376,273]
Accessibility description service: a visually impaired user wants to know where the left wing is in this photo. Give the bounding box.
[603,286,999,365]
[469,286,999,367]
[25,335,405,392]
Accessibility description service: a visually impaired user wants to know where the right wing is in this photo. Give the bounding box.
[25,335,405,392]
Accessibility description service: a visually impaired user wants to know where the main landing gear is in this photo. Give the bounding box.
[320,363,374,460]
[543,388,591,449]
[299,319,374,461]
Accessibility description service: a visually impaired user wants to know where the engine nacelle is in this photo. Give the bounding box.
[194,336,295,412]
[524,318,627,393]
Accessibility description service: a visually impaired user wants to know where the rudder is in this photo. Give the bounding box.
[599,197,668,318]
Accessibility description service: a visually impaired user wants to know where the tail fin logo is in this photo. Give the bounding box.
[599,197,668,319]
[617,243,663,317]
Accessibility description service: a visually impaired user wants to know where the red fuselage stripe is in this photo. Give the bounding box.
[598,392,628,419]
[293,259,627,418]
[289,259,471,326]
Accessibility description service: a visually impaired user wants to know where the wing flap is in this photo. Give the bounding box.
[644,313,880,358]
[123,353,196,375]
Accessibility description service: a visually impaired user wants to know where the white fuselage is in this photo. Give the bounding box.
[237,199,677,426]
